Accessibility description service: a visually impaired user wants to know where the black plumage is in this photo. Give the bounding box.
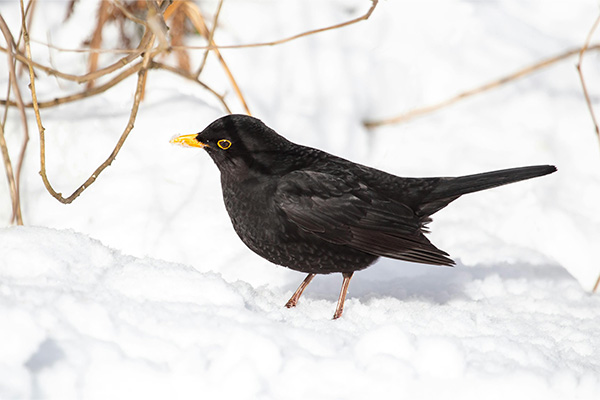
[171,114,556,318]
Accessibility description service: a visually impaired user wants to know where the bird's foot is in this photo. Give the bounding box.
[285,273,316,309]
[332,307,344,320]
[332,272,354,320]
[285,297,298,308]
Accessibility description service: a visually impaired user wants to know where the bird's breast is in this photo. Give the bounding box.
[221,176,284,252]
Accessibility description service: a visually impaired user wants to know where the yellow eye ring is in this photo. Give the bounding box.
[217,139,232,150]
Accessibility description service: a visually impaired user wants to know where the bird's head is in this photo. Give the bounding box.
[171,114,293,176]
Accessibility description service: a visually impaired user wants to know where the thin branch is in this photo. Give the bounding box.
[185,0,378,51]
[183,1,251,115]
[26,0,378,53]
[576,15,600,143]
[364,44,600,128]
[151,60,232,113]
[21,0,156,204]
[16,0,36,77]
[0,30,153,85]
[0,59,232,115]
[0,14,26,224]
[167,2,191,72]
[111,0,147,26]
[29,38,138,53]
[35,61,142,108]
[146,0,170,52]
[195,0,224,78]
[86,0,113,89]
[0,124,19,224]
[576,14,600,294]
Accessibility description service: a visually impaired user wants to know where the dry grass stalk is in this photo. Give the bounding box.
[594,275,600,293]
[364,44,600,128]
[20,0,156,204]
[3,0,377,212]
[0,14,27,224]
[196,0,224,78]
[177,0,251,115]
[175,0,379,51]
[575,14,600,293]
[576,15,600,146]
[86,1,112,89]
[169,3,191,72]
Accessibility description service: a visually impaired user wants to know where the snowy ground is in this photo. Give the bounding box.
[1,0,600,399]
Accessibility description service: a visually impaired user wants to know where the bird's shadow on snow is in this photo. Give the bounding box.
[282,257,575,305]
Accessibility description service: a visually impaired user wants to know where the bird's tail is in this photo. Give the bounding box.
[419,165,556,216]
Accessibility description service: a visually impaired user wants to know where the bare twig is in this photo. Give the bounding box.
[0,124,19,224]
[183,0,378,51]
[29,38,139,53]
[26,0,378,53]
[86,0,113,89]
[20,0,156,204]
[0,30,153,85]
[577,14,600,293]
[111,0,147,26]
[6,0,375,209]
[29,61,142,108]
[1,59,232,115]
[0,14,26,224]
[146,0,170,51]
[167,1,191,72]
[183,1,251,115]
[576,15,600,144]
[195,0,224,78]
[364,44,600,128]
[151,60,232,113]
[16,0,36,77]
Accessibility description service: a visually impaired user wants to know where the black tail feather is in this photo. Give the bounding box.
[419,165,556,216]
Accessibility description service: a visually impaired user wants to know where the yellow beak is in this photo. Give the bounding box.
[170,134,208,148]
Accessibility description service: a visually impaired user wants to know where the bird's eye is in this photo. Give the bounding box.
[217,139,232,150]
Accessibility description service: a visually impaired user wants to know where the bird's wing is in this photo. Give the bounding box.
[274,170,454,266]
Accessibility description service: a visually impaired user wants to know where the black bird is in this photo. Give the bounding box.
[171,114,556,319]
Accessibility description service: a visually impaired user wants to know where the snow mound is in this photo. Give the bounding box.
[1,227,599,399]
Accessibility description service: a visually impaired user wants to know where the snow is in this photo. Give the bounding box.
[1,0,600,398]
[2,226,599,399]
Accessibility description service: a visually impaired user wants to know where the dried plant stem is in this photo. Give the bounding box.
[111,0,146,26]
[196,0,224,78]
[1,61,141,109]
[30,61,142,108]
[2,58,229,113]
[181,0,378,51]
[182,1,251,115]
[576,15,600,293]
[0,125,19,223]
[168,2,191,72]
[0,14,26,224]
[364,44,600,128]
[151,61,232,113]
[21,0,156,204]
[31,0,378,54]
[0,31,153,85]
[4,0,376,209]
[86,0,112,89]
[576,15,600,145]
[16,0,36,77]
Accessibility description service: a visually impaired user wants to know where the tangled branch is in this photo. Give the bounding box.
[1,0,378,212]
[364,44,600,128]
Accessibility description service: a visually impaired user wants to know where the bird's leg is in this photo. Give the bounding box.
[285,273,316,308]
[332,272,354,319]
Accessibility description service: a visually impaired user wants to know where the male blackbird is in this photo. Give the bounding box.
[171,114,556,319]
